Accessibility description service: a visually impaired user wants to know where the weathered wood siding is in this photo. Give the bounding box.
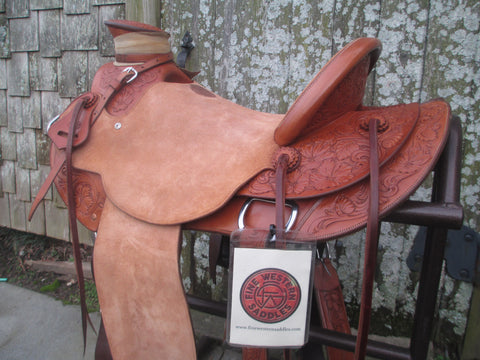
[160,0,479,354]
[0,0,478,356]
[0,0,126,241]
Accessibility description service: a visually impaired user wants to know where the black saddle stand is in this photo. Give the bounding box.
[187,116,464,360]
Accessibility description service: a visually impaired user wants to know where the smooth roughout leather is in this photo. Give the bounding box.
[93,199,195,360]
[30,19,452,360]
[72,81,282,225]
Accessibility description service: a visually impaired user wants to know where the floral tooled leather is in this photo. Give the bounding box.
[240,102,420,199]
[50,145,106,232]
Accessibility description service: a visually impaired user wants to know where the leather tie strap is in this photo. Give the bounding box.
[66,99,97,352]
[275,153,290,240]
[28,155,65,221]
[354,118,380,360]
[275,154,292,360]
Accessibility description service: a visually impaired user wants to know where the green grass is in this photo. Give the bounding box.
[40,279,61,293]
[62,280,99,313]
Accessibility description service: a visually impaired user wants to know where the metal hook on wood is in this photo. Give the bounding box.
[177,31,194,68]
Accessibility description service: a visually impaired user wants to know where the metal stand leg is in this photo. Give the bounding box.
[410,116,463,359]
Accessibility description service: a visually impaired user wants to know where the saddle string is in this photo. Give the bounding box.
[354,118,381,360]
[66,98,98,353]
[275,153,290,242]
[277,153,293,360]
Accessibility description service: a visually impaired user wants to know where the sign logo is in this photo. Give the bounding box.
[240,268,301,323]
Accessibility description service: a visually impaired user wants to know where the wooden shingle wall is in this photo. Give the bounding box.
[0,0,126,244]
[0,0,478,355]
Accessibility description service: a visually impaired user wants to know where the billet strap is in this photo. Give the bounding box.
[354,118,380,360]
[314,257,354,360]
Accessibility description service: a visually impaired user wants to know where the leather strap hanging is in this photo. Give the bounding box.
[314,255,354,360]
[311,118,380,360]
[241,152,293,360]
[275,153,290,237]
[354,118,380,360]
[66,98,97,352]
[275,153,292,360]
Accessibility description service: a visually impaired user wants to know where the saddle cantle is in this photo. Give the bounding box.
[29,19,451,360]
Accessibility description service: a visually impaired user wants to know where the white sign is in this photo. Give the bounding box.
[228,247,313,347]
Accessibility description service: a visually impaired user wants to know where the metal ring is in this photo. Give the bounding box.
[122,66,138,83]
[238,198,298,231]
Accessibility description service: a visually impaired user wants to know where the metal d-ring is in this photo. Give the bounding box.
[238,198,298,231]
[122,66,138,83]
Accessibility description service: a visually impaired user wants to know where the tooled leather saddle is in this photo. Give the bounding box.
[29,20,451,360]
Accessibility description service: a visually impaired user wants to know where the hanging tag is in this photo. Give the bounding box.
[226,228,315,348]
